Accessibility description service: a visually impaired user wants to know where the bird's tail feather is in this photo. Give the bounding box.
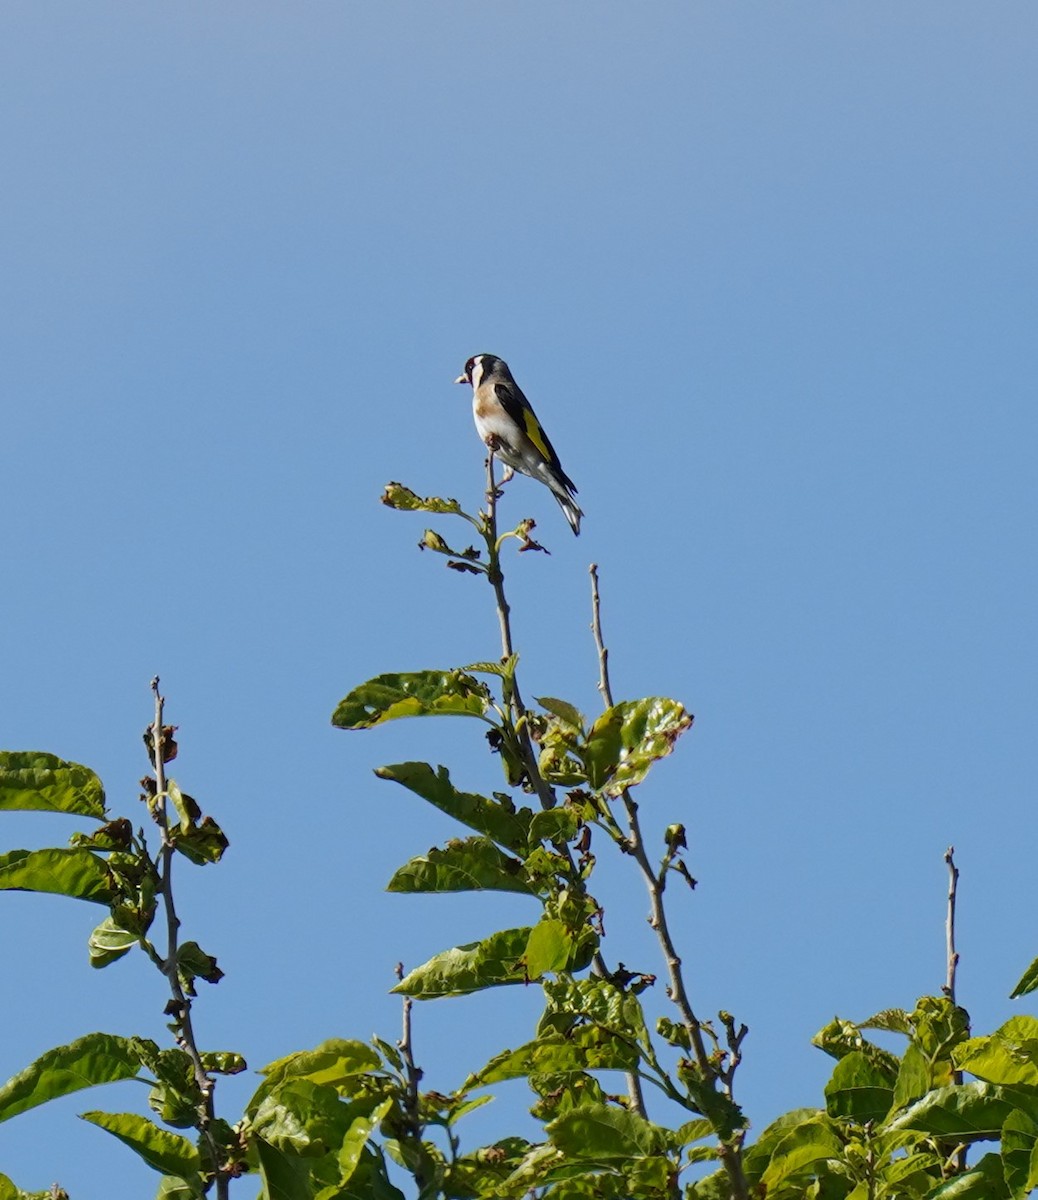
[552,488,583,536]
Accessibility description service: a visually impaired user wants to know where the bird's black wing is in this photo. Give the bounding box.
[493,381,578,493]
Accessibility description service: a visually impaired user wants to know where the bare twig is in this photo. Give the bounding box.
[944,847,959,1004]
[590,564,613,707]
[395,963,428,1191]
[588,570,749,1200]
[149,679,225,1198]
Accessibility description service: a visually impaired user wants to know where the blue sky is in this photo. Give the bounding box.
[2,2,1037,1194]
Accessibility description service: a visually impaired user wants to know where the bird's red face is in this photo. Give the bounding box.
[454,355,479,386]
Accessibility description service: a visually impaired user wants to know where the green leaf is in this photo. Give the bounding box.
[466,1027,639,1088]
[539,976,650,1047]
[582,698,692,794]
[381,483,464,515]
[176,941,223,988]
[926,1152,1009,1197]
[860,1007,913,1036]
[252,1040,383,1113]
[0,752,106,819]
[547,1103,666,1160]
[154,1176,204,1200]
[892,1041,932,1110]
[374,763,532,852]
[252,1079,349,1157]
[1011,956,1038,1000]
[81,1111,200,1178]
[886,1081,1012,1140]
[387,837,534,895]
[199,1051,247,1076]
[823,1050,894,1122]
[466,656,518,680]
[337,1145,405,1200]
[0,1177,65,1200]
[524,919,571,978]
[172,816,229,866]
[392,927,532,998]
[535,698,585,730]
[0,1033,143,1121]
[88,915,139,968]
[333,671,490,729]
[955,1017,1038,1086]
[1001,1106,1038,1197]
[336,1097,393,1186]
[255,1135,315,1200]
[0,847,116,904]
[759,1117,844,1191]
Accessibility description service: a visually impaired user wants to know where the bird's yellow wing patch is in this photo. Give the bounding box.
[522,407,552,462]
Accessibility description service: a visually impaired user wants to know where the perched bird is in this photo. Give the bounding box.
[454,353,583,535]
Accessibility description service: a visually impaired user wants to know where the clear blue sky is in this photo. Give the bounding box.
[2,3,1036,1194]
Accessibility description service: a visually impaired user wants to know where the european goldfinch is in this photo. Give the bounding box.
[454,353,583,535]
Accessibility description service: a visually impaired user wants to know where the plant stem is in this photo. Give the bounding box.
[944,846,959,1004]
[395,963,428,1193]
[588,570,749,1200]
[150,679,225,1198]
[483,453,557,812]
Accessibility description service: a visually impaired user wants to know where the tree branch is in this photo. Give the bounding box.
[589,569,749,1200]
[149,679,225,1198]
[944,846,960,1004]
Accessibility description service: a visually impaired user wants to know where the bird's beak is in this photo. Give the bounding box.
[454,374,468,385]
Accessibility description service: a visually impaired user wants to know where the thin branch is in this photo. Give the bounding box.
[944,846,960,1004]
[150,679,226,1198]
[588,571,749,1200]
[590,564,613,708]
[395,963,428,1191]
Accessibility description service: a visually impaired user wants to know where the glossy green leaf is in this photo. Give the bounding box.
[0,1033,143,1121]
[88,915,139,968]
[255,1135,315,1200]
[81,1111,200,1177]
[812,1016,901,1074]
[375,762,532,852]
[465,656,518,680]
[392,927,531,998]
[892,1041,931,1110]
[466,1026,639,1088]
[1011,956,1038,1000]
[0,847,115,904]
[823,1050,894,1122]
[200,1051,247,1076]
[337,1145,405,1200]
[540,976,650,1049]
[381,483,464,515]
[252,1079,348,1157]
[535,698,585,730]
[955,1017,1038,1086]
[524,918,571,977]
[333,671,490,729]
[926,1152,1010,1197]
[1001,1106,1038,1197]
[582,698,692,794]
[741,1108,824,1185]
[335,1097,393,1186]
[547,1103,666,1160]
[252,1040,382,1113]
[0,1175,57,1200]
[860,1007,912,1036]
[154,1176,204,1200]
[759,1117,844,1191]
[0,752,106,819]
[886,1081,1011,1140]
[173,816,229,866]
[387,837,534,895]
